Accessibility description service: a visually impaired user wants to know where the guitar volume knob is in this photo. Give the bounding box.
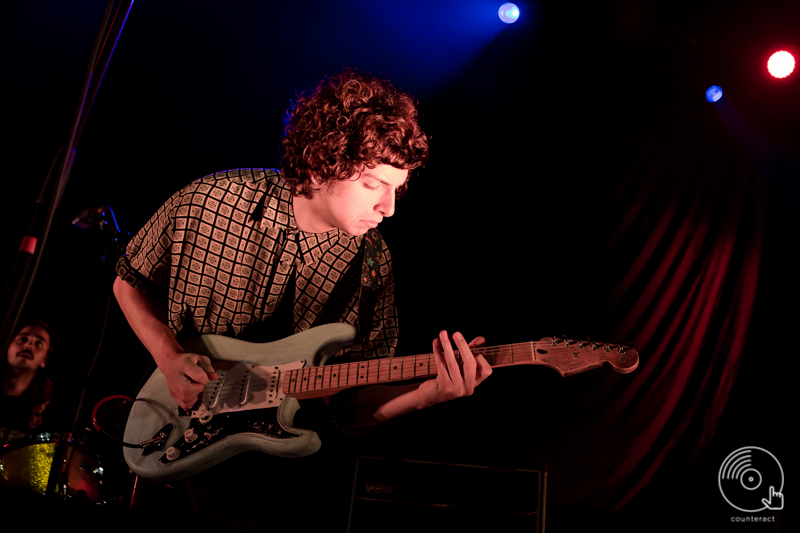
[165,446,180,461]
[184,428,199,443]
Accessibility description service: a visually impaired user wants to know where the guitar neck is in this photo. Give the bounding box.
[283,337,638,399]
[283,342,536,399]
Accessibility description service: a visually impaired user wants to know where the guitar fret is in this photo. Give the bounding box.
[403,356,415,379]
[377,359,390,382]
[300,368,310,392]
[319,366,327,387]
[390,358,402,381]
[414,355,431,377]
[311,366,323,390]
[304,367,314,391]
[365,360,377,384]
[345,362,358,387]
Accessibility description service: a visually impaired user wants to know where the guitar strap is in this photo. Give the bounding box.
[358,228,381,346]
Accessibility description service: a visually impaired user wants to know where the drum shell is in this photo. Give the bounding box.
[0,434,103,503]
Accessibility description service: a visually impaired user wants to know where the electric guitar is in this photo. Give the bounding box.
[123,323,639,481]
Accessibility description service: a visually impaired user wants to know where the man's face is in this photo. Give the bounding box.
[6,325,50,372]
[313,164,409,236]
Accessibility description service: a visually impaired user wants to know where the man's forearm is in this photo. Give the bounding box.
[114,276,219,409]
[333,332,491,427]
[112,276,183,366]
[335,381,430,426]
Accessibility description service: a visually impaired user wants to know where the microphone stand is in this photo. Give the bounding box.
[0,0,135,502]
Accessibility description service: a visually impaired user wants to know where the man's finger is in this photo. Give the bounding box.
[183,354,213,384]
[439,331,463,386]
[452,332,477,394]
[468,336,486,350]
[475,354,493,384]
[196,355,219,380]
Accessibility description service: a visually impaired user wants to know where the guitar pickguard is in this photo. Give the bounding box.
[203,359,305,414]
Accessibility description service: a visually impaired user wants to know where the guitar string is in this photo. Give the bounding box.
[295,339,626,390]
[282,342,540,394]
[204,339,625,400]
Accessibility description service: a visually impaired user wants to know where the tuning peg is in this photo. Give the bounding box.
[617,341,634,354]
[578,336,595,349]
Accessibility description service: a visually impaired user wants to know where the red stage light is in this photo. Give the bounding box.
[767,51,795,79]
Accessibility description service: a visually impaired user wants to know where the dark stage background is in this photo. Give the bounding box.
[1,1,796,531]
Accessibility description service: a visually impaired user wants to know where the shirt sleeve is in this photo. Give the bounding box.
[115,188,183,297]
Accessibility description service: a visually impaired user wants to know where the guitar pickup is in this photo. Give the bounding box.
[200,362,250,409]
[202,369,228,408]
[237,368,251,406]
[192,360,306,415]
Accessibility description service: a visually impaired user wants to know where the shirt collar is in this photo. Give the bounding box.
[255,174,353,264]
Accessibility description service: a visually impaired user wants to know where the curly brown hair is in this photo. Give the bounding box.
[280,69,429,197]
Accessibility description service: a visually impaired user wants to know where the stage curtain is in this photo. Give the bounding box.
[550,103,767,512]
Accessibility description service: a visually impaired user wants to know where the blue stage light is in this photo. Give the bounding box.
[705,85,723,103]
[499,3,520,24]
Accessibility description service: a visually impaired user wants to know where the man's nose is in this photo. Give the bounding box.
[377,189,395,217]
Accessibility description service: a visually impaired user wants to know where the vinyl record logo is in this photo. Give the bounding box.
[719,447,784,512]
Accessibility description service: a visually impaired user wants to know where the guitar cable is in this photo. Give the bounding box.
[91,394,145,448]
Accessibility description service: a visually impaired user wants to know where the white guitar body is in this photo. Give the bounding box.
[122,323,359,482]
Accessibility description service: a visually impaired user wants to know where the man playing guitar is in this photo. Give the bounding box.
[113,68,491,530]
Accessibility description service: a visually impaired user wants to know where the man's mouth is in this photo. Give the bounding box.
[18,350,33,360]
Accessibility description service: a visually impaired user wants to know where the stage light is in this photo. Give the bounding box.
[705,85,723,103]
[767,51,795,79]
[498,3,520,24]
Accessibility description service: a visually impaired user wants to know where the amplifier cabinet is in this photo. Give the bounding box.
[347,457,546,533]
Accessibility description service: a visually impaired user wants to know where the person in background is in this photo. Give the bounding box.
[0,317,56,444]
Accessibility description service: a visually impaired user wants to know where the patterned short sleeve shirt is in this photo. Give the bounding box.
[116,168,398,361]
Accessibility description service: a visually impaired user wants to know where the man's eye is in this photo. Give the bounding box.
[363,183,379,190]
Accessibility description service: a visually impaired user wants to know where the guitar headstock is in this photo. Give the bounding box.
[532,337,639,377]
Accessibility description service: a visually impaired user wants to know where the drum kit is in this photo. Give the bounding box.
[0,431,106,504]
